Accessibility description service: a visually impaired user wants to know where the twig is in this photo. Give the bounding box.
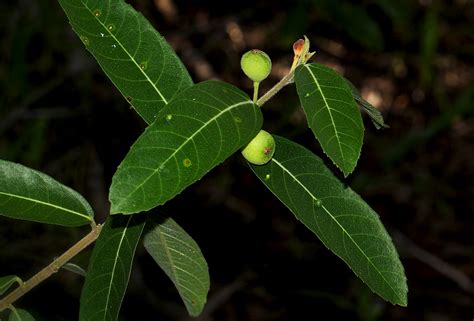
[393,230,474,294]
[256,71,295,107]
[0,224,103,311]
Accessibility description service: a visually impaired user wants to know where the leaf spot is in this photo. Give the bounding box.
[313,198,322,207]
[265,174,271,180]
[107,24,116,32]
[305,92,310,97]
[93,9,101,17]
[166,114,173,121]
[233,116,242,123]
[140,61,148,70]
[80,36,90,46]
[183,159,192,167]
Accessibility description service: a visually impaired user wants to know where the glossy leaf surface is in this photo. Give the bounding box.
[295,63,364,176]
[79,215,145,321]
[0,160,94,226]
[250,136,407,306]
[144,216,209,316]
[110,80,262,214]
[58,0,193,124]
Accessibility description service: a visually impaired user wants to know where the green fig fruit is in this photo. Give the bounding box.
[242,130,276,165]
[240,49,272,83]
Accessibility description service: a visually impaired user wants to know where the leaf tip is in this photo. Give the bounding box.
[109,200,131,215]
[341,165,356,178]
[393,291,408,307]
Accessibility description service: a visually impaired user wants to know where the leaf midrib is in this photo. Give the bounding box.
[11,308,21,321]
[303,64,346,166]
[82,1,168,104]
[150,227,201,314]
[157,226,180,287]
[115,100,252,209]
[0,191,91,221]
[0,276,21,295]
[101,215,133,321]
[271,157,402,302]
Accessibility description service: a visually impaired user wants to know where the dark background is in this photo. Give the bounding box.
[1,0,473,320]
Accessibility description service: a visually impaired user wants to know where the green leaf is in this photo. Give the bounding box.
[250,136,407,306]
[295,63,364,177]
[79,215,145,321]
[345,79,389,130]
[62,263,87,277]
[8,309,35,321]
[58,0,193,124]
[144,215,209,316]
[109,80,263,214]
[0,160,94,227]
[0,275,22,296]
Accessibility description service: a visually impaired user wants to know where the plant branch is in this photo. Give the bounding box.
[256,70,296,107]
[253,81,259,103]
[0,224,103,312]
[256,35,314,107]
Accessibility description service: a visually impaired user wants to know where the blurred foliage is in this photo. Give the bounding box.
[280,0,418,50]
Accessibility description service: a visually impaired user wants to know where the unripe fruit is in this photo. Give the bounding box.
[240,50,272,82]
[242,130,276,165]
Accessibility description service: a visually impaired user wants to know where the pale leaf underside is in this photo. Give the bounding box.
[144,216,210,316]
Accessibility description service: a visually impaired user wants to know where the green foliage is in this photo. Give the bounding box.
[0,160,94,226]
[250,136,407,306]
[345,79,389,130]
[0,276,21,296]
[109,81,262,214]
[144,215,209,316]
[8,309,35,321]
[295,63,364,176]
[61,263,87,277]
[79,215,145,321]
[0,0,407,319]
[58,0,193,124]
